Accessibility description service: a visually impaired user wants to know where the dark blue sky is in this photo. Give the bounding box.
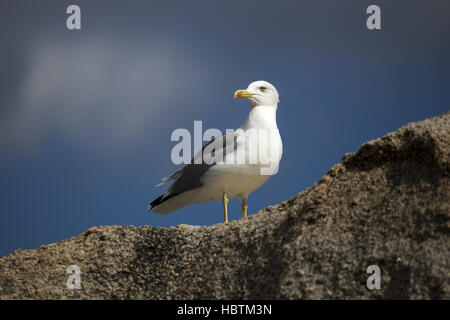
[0,0,449,257]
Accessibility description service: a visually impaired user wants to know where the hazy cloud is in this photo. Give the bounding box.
[0,35,210,155]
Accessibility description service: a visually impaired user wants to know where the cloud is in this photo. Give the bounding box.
[0,35,210,156]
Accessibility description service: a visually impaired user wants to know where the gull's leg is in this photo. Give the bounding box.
[241,198,248,219]
[222,192,229,223]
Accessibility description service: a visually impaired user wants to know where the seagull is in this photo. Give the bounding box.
[148,80,282,222]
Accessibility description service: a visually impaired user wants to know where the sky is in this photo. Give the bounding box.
[0,0,449,257]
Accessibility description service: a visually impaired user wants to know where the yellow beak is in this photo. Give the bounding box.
[234,89,254,99]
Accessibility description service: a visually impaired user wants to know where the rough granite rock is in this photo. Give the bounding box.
[0,112,449,300]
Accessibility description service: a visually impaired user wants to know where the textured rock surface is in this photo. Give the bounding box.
[0,112,449,299]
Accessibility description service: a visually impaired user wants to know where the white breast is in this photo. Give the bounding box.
[200,105,283,200]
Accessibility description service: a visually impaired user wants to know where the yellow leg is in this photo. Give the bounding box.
[222,192,229,223]
[241,198,248,219]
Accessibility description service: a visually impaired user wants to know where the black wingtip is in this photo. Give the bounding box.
[148,195,164,212]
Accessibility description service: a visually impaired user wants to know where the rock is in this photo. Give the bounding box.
[0,112,449,299]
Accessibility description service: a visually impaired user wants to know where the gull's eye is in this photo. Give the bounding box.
[259,86,267,92]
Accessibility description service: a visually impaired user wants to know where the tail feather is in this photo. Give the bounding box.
[148,192,182,214]
[147,195,164,211]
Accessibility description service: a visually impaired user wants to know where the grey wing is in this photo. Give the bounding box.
[158,129,243,196]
